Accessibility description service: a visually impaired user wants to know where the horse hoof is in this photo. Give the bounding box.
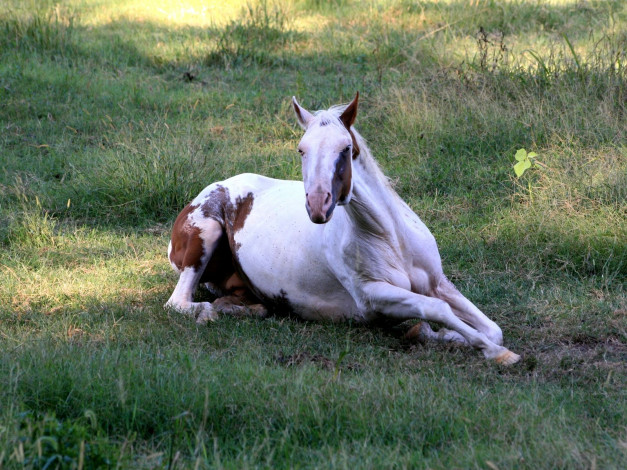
[195,303,218,324]
[248,304,268,318]
[403,322,429,343]
[494,350,521,366]
[196,310,218,324]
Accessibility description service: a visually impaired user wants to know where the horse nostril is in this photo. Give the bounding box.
[324,193,331,205]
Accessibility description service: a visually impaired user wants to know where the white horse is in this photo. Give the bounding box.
[166,93,520,365]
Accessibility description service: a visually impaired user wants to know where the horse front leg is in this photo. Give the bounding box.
[430,275,504,346]
[365,282,520,365]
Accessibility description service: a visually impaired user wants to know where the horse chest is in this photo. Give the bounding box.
[231,189,360,320]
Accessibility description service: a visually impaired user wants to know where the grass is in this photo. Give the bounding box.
[0,0,626,468]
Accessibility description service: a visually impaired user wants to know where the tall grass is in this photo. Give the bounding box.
[208,0,299,67]
[0,2,75,54]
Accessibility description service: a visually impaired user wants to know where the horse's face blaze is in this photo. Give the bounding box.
[298,126,353,224]
[293,94,359,224]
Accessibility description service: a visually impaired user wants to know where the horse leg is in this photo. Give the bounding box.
[431,276,504,345]
[166,218,223,324]
[404,322,468,345]
[366,282,520,364]
[213,295,268,318]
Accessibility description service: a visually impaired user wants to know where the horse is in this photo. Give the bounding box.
[165,93,521,365]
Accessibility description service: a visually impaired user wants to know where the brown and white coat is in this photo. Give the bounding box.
[166,94,520,365]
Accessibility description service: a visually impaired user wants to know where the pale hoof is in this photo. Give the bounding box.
[196,308,218,324]
[494,349,521,366]
[165,301,217,324]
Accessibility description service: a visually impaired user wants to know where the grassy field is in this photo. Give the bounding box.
[1,0,626,468]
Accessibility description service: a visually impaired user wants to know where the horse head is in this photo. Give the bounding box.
[292,93,360,224]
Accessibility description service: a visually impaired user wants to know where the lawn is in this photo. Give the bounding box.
[0,0,625,468]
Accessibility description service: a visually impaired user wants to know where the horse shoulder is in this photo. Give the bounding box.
[319,216,411,311]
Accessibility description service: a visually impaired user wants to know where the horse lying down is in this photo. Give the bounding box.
[166,93,521,365]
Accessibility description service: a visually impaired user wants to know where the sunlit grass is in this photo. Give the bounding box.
[2,0,623,70]
[0,227,171,315]
[11,0,246,27]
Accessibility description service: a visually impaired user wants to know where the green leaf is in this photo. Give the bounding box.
[514,149,527,161]
[514,159,531,177]
[527,152,538,159]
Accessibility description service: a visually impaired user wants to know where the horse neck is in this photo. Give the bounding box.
[344,135,406,237]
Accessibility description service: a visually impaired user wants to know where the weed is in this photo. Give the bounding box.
[475,26,508,73]
[2,177,58,248]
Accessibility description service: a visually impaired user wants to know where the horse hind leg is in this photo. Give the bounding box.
[366,282,520,365]
[166,215,223,324]
[213,295,268,318]
[404,322,469,345]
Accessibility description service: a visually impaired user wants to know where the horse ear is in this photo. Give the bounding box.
[292,97,314,129]
[339,92,359,129]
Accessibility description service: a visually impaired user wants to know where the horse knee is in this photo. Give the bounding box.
[487,323,503,345]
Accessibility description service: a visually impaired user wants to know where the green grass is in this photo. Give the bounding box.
[1,0,626,468]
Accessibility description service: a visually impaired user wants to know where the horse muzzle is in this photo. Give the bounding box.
[306,191,335,224]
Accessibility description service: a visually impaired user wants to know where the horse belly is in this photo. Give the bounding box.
[233,189,361,321]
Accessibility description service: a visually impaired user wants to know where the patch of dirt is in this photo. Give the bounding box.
[512,336,627,386]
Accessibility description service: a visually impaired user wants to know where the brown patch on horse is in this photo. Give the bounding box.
[169,204,204,271]
[230,192,254,236]
[224,272,246,292]
[201,185,229,223]
[199,185,255,247]
[332,150,352,204]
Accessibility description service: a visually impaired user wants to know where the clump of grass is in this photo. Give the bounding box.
[207,0,299,67]
[0,3,76,55]
[4,206,58,249]
[1,177,58,248]
[73,145,214,224]
[35,115,231,224]
[2,410,116,469]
